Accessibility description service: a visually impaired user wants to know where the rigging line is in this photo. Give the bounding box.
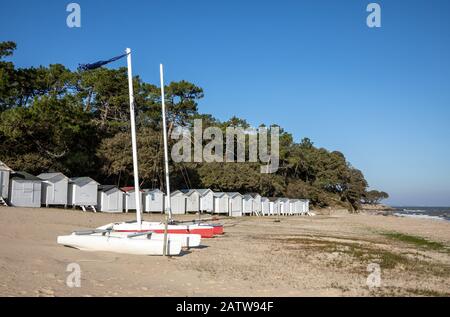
[182,163,192,189]
[178,163,190,189]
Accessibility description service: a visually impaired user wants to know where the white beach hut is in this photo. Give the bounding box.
[249,193,262,215]
[0,161,12,204]
[38,172,69,207]
[179,189,199,213]
[198,189,214,213]
[68,177,99,211]
[165,191,186,215]
[143,189,164,213]
[9,172,42,208]
[97,185,123,213]
[242,194,254,215]
[294,199,304,215]
[179,189,214,213]
[261,197,270,216]
[213,192,229,215]
[226,192,243,217]
[121,187,143,213]
[297,199,306,215]
[293,199,302,215]
[289,199,298,215]
[268,197,280,216]
[300,199,310,215]
[277,198,290,216]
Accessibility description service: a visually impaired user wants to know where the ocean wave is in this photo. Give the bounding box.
[393,213,447,221]
[401,209,426,213]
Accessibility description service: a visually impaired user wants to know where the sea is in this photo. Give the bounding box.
[393,207,450,222]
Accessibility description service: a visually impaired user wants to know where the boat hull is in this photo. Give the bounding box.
[100,222,216,238]
[57,234,182,256]
[174,222,224,235]
[206,224,224,235]
[106,231,201,248]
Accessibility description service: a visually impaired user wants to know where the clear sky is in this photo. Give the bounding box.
[1,0,449,206]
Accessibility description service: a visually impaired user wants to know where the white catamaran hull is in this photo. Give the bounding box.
[98,221,215,238]
[101,229,202,248]
[57,233,182,256]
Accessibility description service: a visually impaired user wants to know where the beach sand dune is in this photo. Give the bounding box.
[0,207,448,297]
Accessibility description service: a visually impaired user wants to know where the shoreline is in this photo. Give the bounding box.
[0,206,448,297]
[318,204,449,222]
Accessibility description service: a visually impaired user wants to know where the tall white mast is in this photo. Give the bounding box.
[126,48,142,229]
[160,64,173,220]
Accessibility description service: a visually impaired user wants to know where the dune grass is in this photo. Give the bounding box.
[382,232,448,252]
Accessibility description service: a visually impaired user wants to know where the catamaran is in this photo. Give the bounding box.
[57,48,222,255]
[100,63,223,238]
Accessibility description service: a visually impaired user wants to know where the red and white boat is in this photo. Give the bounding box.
[171,221,224,236]
[204,223,223,235]
[98,221,217,238]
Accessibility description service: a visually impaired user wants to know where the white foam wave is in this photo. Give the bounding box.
[393,213,446,221]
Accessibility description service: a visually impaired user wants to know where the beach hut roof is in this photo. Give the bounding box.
[195,189,213,196]
[247,192,261,198]
[11,171,41,181]
[0,161,12,171]
[213,192,227,198]
[38,172,68,182]
[120,186,135,192]
[179,189,196,196]
[261,197,270,201]
[225,192,242,198]
[120,186,146,193]
[267,197,279,202]
[242,194,254,199]
[70,177,99,186]
[98,185,120,193]
[171,190,187,197]
[180,188,213,197]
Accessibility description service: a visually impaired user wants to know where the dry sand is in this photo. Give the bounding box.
[0,206,448,297]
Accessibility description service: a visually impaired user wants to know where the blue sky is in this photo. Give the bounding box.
[1,0,449,206]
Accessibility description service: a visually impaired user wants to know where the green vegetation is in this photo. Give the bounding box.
[0,41,387,210]
[370,287,450,297]
[362,190,389,204]
[382,232,448,252]
[278,236,410,269]
[272,235,449,278]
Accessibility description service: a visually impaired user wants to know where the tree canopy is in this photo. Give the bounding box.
[0,42,388,211]
[362,190,389,205]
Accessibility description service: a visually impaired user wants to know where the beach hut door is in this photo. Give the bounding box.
[50,183,55,202]
[23,182,33,203]
[110,192,119,210]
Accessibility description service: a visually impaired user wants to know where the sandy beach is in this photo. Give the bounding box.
[0,206,448,297]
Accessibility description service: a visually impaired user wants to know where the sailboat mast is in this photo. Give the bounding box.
[160,64,173,220]
[126,48,142,229]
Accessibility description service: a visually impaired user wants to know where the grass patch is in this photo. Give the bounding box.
[405,288,450,297]
[269,236,450,275]
[271,236,413,269]
[382,232,448,252]
[371,287,450,297]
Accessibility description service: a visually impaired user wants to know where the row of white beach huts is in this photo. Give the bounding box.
[0,162,310,216]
